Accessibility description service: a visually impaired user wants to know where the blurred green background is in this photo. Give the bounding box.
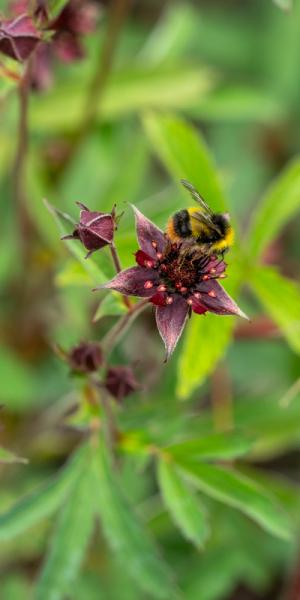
[1,0,300,598]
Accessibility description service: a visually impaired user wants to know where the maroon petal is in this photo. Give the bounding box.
[131,205,166,258]
[197,280,248,318]
[135,250,156,268]
[155,295,189,360]
[190,296,207,315]
[0,14,41,62]
[100,266,159,297]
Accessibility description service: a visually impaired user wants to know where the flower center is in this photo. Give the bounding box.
[157,244,209,294]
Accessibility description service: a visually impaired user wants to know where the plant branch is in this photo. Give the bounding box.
[13,60,34,258]
[102,298,149,358]
[79,0,132,139]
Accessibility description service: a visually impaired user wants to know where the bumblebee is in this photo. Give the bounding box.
[166,179,234,256]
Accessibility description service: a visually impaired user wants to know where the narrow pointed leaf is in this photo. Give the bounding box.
[35,460,94,600]
[0,445,86,541]
[250,265,300,353]
[157,459,209,549]
[142,112,226,211]
[0,446,28,465]
[248,158,300,258]
[177,460,292,541]
[93,441,177,599]
[177,313,234,399]
[165,431,253,461]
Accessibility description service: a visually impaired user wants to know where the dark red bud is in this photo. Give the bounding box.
[62,204,115,258]
[104,366,140,402]
[0,14,41,62]
[68,341,103,373]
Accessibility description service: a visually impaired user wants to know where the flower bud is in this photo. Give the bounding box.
[68,341,103,374]
[62,203,115,258]
[104,366,140,402]
[0,14,41,62]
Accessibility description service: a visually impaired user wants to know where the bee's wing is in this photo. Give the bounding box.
[180,179,213,216]
[190,210,222,235]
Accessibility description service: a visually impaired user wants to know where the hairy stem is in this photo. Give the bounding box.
[79,0,131,139]
[102,298,149,357]
[13,61,34,258]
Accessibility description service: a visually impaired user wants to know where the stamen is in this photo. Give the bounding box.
[187,298,193,305]
[160,264,167,272]
[202,275,209,281]
[166,296,173,305]
[208,290,216,298]
[145,260,154,268]
[210,268,216,274]
[144,280,154,289]
[157,284,166,292]
[194,292,201,299]
[151,241,157,249]
[156,252,163,260]
[219,274,226,279]
[180,286,187,293]
[175,282,182,289]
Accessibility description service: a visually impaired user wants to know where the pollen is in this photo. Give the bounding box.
[156,252,163,260]
[145,260,154,268]
[194,292,201,299]
[187,298,193,305]
[203,275,209,281]
[151,241,157,249]
[157,285,166,292]
[166,296,173,305]
[208,290,216,298]
[210,268,216,274]
[144,280,154,289]
[180,286,187,293]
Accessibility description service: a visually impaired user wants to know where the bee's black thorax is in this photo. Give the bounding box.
[173,209,192,238]
[196,213,229,244]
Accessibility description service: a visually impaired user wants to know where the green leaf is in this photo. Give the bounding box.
[0,445,86,541]
[35,459,94,600]
[44,200,107,285]
[157,459,209,549]
[93,293,126,322]
[250,265,300,353]
[248,158,300,258]
[177,461,292,541]
[55,260,93,288]
[142,112,226,211]
[30,66,215,132]
[0,446,28,465]
[176,314,234,399]
[193,85,284,123]
[93,441,177,599]
[165,431,252,461]
[273,0,293,11]
[48,0,70,19]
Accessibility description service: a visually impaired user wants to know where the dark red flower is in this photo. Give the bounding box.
[68,341,103,373]
[104,366,140,402]
[62,202,115,258]
[0,14,41,61]
[51,0,98,62]
[101,207,248,359]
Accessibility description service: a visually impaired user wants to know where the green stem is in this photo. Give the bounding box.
[79,0,132,139]
[102,298,149,357]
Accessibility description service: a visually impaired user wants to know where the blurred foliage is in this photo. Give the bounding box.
[2,1,300,599]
